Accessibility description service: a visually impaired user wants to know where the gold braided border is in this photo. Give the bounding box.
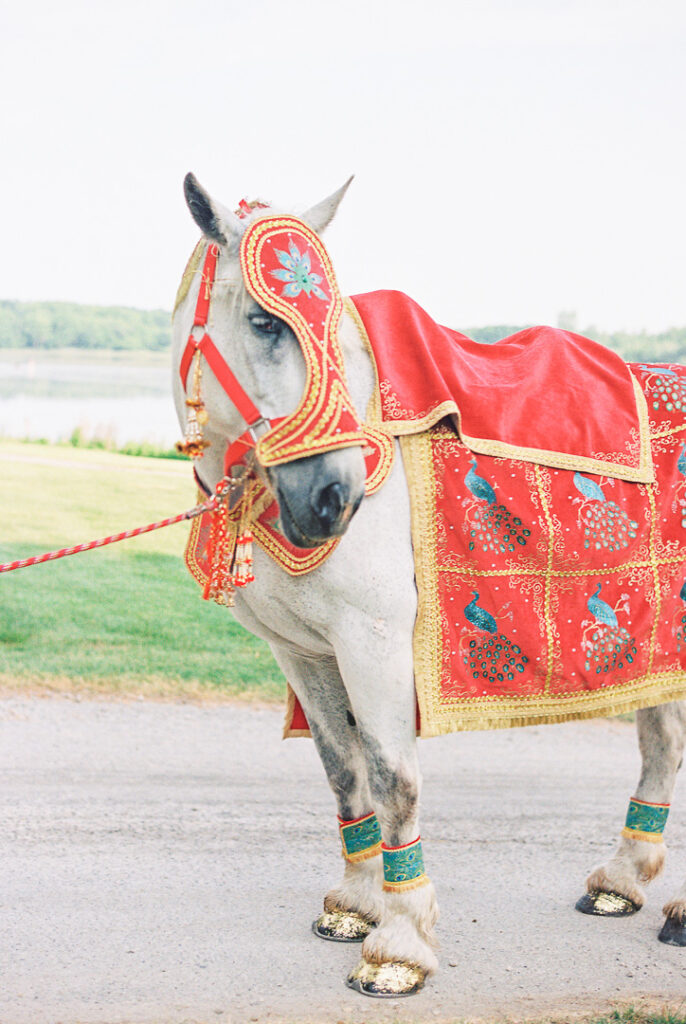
[240,216,366,466]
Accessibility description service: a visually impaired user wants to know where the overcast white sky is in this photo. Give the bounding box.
[1,0,685,332]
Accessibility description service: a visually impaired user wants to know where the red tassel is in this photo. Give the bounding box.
[203,470,257,605]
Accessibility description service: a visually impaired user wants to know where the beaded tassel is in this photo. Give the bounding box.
[202,470,257,605]
[232,477,256,588]
[176,349,210,458]
[203,482,234,606]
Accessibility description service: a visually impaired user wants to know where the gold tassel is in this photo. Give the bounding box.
[202,469,258,606]
[232,478,256,587]
[203,487,236,606]
[176,349,211,458]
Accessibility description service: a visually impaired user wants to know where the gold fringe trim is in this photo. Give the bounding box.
[415,676,686,737]
[383,874,431,893]
[400,433,442,736]
[621,827,665,844]
[344,842,383,864]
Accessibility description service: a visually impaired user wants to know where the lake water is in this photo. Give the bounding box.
[0,357,180,447]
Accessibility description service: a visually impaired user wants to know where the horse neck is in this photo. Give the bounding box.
[338,300,377,426]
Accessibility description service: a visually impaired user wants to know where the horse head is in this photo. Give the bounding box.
[172,174,367,549]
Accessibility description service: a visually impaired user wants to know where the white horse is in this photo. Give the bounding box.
[172,174,686,997]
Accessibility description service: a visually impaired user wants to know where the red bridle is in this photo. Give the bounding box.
[178,242,283,475]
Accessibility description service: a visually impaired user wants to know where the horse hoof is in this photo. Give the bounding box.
[345,958,426,997]
[658,916,686,946]
[575,890,641,917]
[312,909,374,942]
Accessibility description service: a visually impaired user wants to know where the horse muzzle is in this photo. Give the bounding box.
[272,450,366,548]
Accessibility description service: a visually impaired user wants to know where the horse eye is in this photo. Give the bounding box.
[248,313,282,337]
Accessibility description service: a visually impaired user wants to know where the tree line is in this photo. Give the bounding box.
[1,299,686,364]
[469,323,686,364]
[0,300,169,351]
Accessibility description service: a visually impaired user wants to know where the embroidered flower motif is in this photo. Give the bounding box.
[271,241,328,300]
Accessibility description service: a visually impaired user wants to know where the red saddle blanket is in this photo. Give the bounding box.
[288,360,686,737]
[284,307,686,737]
[349,290,652,483]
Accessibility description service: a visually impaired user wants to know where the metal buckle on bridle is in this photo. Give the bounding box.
[247,417,271,445]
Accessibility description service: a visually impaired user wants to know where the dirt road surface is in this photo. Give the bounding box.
[1,696,685,1023]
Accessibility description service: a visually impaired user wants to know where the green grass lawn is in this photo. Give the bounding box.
[0,441,285,700]
[567,1011,685,1024]
[543,1012,684,1024]
[330,1006,685,1024]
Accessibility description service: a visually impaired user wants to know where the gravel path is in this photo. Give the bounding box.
[1,696,685,1023]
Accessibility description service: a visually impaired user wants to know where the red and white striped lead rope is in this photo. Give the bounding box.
[0,478,231,575]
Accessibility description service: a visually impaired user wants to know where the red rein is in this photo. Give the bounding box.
[0,488,226,575]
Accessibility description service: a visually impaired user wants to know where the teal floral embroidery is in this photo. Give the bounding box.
[625,798,669,834]
[572,472,638,552]
[271,241,328,300]
[383,840,425,884]
[340,814,382,857]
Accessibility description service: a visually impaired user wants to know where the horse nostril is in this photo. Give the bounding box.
[313,481,346,530]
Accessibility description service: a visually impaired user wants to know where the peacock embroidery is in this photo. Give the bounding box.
[581,584,636,675]
[674,579,686,655]
[572,472,638,552]
[463,459,530,553]
[460,591,529,686]
[672,444,686,528]
[639,364,686,413]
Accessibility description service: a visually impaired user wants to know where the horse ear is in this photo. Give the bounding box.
[301,176,354,235]
[183,173,243,248]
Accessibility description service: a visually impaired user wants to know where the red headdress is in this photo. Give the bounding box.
[239,214,368,466]
[176,209,394,603]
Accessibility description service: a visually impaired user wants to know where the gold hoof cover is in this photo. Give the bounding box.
[312,909,374,943]
[346,958,426,998]
[575,890,640,917]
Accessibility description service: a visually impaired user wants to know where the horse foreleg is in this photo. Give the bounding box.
[649,702,686,946]
[578,702,686,927]
[336,633,439,997]
[270,646,384,941]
